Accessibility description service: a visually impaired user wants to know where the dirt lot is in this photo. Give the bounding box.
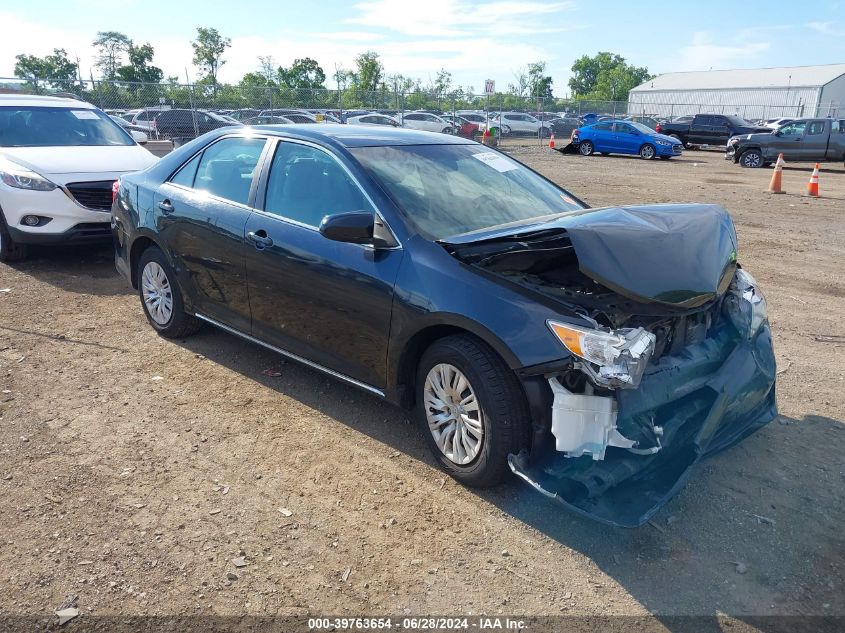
[1,147,843,627]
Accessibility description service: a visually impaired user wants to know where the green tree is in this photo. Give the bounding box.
[14,48,78,92]
[508,67,529,98]
[240,71,272,88]
[353,51,383,92]
[116,43,163,84]
[191,27,231,88]
[527,61,553,100]
[278,57,326,91]
[568,52,651,101]
[258,55,276,83]
[93,31,132,80]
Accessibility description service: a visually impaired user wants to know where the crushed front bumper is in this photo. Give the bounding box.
[510,322,777,527]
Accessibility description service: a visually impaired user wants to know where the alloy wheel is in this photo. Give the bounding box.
[641,144,655,159]
[423,363,485,465]
[741,151,762,168]
[141,261,174,325]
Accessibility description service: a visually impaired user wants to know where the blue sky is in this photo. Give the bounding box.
[1,0,843,94]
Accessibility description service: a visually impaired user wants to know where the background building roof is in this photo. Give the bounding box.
[631,64,845,92]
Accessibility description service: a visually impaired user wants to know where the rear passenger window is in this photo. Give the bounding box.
[807,121,826,135]
[193,137,266,205]
[263,142,372,228]
[170,153,201,188]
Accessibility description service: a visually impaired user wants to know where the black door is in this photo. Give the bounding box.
[243,140,403,390]
[155,135,268,333]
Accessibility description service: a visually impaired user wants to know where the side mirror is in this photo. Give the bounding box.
[773,130,781,137]
[319,211,375,245]
[131,130,148,144]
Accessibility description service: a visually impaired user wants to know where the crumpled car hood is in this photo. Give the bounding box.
[443,203,738,308]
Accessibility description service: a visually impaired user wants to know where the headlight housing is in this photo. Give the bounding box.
[724,268,768,338]
[654,139,670,146]
[0,158,57,191]
[548,321,656,389]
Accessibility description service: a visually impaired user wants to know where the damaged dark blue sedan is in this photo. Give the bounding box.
[112,125,777,527]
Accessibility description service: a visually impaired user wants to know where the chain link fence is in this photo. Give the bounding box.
[2,76,839,143]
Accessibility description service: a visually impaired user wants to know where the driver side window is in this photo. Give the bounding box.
[263,142,373,228]
[779,121,806,136]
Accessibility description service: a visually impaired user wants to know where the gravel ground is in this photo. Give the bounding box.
[0,146,843,627]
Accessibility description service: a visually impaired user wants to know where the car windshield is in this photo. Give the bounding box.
[725,115,751,127]
[351,144,583,240]
[0,106,133,147]
[628,122,654,134]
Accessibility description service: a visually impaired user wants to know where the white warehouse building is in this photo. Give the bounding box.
[628,63,845,120]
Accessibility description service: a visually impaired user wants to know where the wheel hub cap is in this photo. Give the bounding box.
[141,261,173,326]
[424,363,484,465]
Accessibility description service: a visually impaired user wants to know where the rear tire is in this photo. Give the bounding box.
[137,246,201,338]
[415,335,529,488]
[578,140,594,156]
[0,210,28,262]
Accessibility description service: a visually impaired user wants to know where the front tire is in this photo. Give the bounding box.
[0,211,28,262]
[137,246,201,338]
[578,140,594,156]
[416,335,529,488]
[739,149,764,168]
[639,143,657,160]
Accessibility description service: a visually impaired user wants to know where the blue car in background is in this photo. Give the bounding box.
[573,120,684,160]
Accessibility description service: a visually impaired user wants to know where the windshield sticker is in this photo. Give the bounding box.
[472,151,518,172]
[71,110,99,120]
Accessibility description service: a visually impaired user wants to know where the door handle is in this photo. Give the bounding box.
[247,230,274,249]
[158,199,174,213]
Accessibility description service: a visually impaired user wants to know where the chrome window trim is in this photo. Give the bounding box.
[195,313,385,398]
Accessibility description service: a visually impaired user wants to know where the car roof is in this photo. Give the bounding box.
[0,93,95,109]
[249,124,474,147]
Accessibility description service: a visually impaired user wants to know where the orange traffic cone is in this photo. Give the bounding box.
[548,132,555,150]
[807,163,820,197]
[768,153,785,194]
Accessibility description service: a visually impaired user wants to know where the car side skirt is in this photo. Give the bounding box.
[194,313,386,399]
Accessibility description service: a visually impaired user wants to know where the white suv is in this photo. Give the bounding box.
[480,112,551,137]
[400,112,454,134]
[0,94,158,261]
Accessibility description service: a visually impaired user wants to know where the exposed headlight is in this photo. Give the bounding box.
[654,139,671,146]
[724,268,768,338]
[548,321,656,389]
[0,158,57,191]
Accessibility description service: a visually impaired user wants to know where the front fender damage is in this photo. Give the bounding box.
[509,321,777,528]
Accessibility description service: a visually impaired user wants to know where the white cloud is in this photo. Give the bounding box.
[347,0,575,37]
[676,32,769,71]
[805,21,844,36]
[0,12,93,78]
[0,4,572,91]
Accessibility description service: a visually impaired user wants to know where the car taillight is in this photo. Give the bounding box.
[655,124,662,133]
[571,129,579,139]
[112,179,120,203]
